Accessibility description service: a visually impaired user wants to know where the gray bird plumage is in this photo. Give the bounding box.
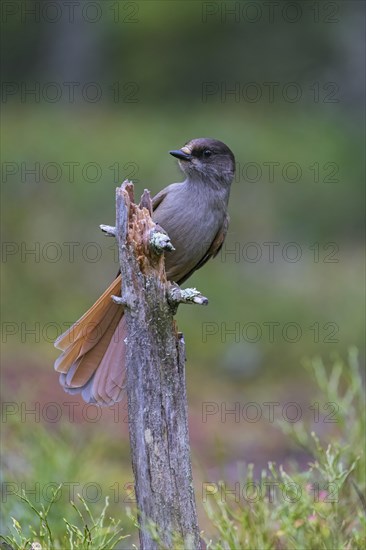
[54,138,235,405]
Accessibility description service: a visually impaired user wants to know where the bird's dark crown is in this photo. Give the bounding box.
[184,138,235,164]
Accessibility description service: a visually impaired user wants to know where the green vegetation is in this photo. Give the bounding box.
[1,491,127,550]
[203,348,365,550]
[2,350,364,549]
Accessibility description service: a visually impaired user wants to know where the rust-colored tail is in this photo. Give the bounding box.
[54,275,127,405]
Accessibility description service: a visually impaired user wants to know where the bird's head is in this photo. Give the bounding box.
[169,138,235,187]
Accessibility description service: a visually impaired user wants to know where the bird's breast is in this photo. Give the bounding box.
[152,184,226,283]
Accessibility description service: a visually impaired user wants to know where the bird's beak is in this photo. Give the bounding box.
[169,148,192,161]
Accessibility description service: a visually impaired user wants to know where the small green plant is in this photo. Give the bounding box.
[0,487,128,550]
[202,348,365,549]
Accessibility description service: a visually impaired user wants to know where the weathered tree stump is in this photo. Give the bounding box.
[107,180,204,549]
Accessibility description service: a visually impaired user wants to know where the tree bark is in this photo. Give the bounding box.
[112,181,202,549]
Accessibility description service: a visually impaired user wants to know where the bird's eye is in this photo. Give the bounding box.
[203,149,212,158]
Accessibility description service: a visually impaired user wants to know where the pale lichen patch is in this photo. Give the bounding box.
[145,428,153,445]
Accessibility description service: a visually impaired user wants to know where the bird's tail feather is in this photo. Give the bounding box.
[54,275,127,406]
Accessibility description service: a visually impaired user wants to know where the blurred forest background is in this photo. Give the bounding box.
[1,0,365,545]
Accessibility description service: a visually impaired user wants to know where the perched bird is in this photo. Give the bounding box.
[54,138,235,405]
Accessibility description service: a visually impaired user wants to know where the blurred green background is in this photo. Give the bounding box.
[1,0,365,544]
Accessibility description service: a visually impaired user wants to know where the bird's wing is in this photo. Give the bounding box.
[152,186,169,210]
[176,214,229,285]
